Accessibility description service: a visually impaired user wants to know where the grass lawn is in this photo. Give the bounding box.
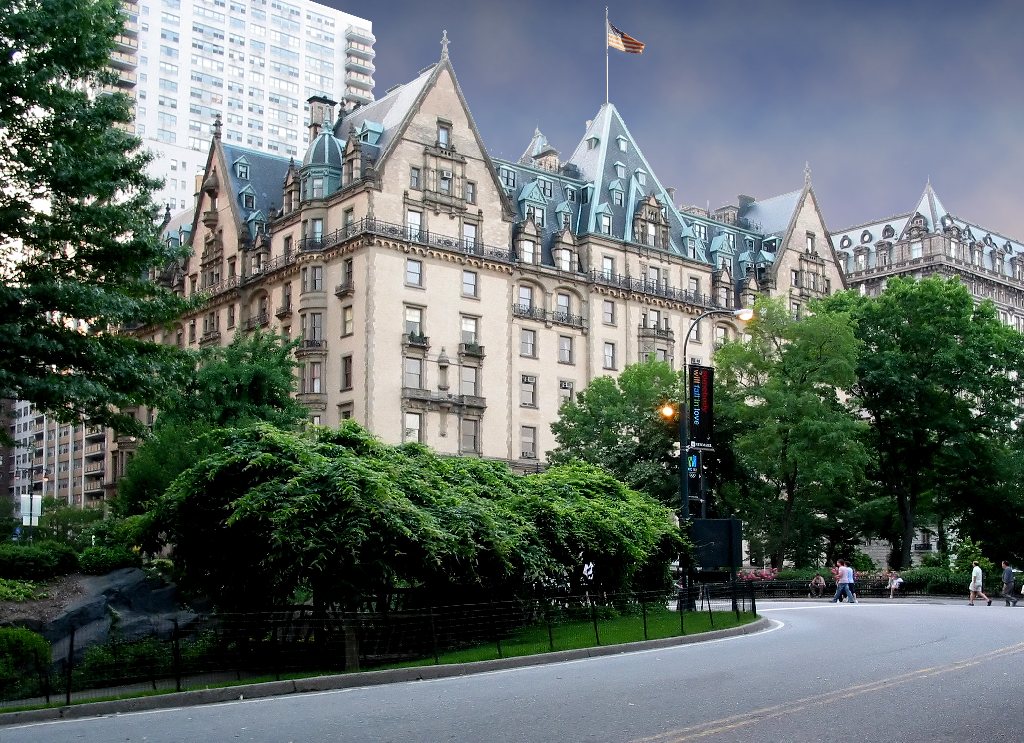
[388,606,758,667]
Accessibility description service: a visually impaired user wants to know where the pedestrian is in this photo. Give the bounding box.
[808,573,826,598]
[968,560,991,606]
[849,565,858,602]
[830,560,856,604]
[1000,560,1018,607]
[887,571,904,599]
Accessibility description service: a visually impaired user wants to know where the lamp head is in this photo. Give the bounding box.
[659,403,676,419]
[734,308,754,322]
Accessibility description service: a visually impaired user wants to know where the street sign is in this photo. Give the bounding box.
[688,365,714,450]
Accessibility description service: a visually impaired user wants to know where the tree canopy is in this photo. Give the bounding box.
[819,276,1024,567]
[0,0,192,436]
[714,298,869,567]
[154,422,683,612]
[548,359,685,505]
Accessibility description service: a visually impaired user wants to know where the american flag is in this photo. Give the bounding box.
[607,21,645,54]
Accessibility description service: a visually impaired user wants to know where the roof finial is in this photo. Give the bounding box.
[804,161,812,187]
[213,113,222,141]
[441,29,449,59]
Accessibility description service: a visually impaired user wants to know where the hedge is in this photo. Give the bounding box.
[0,542,79,580]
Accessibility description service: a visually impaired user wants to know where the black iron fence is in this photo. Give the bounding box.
[2,583,757,710]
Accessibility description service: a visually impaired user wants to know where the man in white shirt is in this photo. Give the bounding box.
[830,560,857,604]
[969,560,991,606]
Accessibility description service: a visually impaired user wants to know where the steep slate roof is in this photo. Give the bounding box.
[832,181,1024,276]
[741,189,802,237]
[222,143,290,221]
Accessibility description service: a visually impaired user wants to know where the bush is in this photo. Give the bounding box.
[78,546,142,575]
[0,578,42,602]
[0,542,79,580]
[0,628,51,700]
[899,567,970,595]
[773,568,821,582]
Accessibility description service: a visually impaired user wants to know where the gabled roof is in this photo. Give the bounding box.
[519,128,557,164]
[331,64,436,156]
[741,189,802,236]
[222,143,290,221]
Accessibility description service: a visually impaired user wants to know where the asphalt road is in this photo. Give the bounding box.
[3,600,1023,743]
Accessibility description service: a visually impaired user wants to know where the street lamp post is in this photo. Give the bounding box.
[664,307,753,522]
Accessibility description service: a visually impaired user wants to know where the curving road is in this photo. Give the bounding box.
[4,600,1023,742]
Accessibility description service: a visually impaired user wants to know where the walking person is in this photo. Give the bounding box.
[1000,561,1018,607]
[968,560,991,606]
[830,560,856,604]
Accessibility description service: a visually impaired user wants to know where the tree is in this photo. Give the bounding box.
[0,0,193,437]
[549,359,685,505]
[114,330,305,517]
[819,277,1024,567]
[714,298,869,567]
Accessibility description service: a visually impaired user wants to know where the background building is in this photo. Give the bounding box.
[120,0,375,212]
[833,182,1024,333]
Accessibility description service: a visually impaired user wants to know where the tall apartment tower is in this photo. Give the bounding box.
[123,0,375,212]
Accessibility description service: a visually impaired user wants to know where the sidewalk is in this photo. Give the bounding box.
[0,616,771,727]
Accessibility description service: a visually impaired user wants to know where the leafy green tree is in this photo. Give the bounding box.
[114,330,304,517]
[549,359,685,505]
[714,298,869,568]
[36,497,104,549]
[820,277,1024,567]
[156,422,681,612]
[0,0,193,438]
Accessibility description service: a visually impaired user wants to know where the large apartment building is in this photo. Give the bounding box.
[833,182,1024,330]
[140,39,844,467]
[117,0,375,212]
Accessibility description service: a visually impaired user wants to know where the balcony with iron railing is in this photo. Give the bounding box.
[637,324,675,341]
[511,304,587,330]
[401,388,487,410]
[334,279,354,298]
[459,342,485,358]
[244,312,270,331]
[589,271,721,310]
[295,339,328,357]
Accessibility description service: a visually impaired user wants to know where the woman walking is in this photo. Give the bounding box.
[969,560,991,606]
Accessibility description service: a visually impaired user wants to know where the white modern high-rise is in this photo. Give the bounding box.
[122,0,375,212]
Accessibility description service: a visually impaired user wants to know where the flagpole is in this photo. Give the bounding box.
[605,6,609,105]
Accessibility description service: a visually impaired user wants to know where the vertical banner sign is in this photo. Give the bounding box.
[688,365,714,450]
[686,450,701,491]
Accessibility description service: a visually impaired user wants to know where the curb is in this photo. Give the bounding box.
[0,616,771,726]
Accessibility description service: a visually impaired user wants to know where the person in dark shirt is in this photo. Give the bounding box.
[1000,561,1018,607]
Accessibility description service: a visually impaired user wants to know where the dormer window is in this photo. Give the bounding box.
[311,176,324,199]
[861,230,872,243]
[236,163,249,179]
[242,193,255,209]
[613,190,623,206]
[520,239,537,264]
[586,136,599,150]
[556,248,574,271]
[539,179,553,198]
[616,136,628,152]
[614,162,626,178]
[636,170,647,186]
[600,214,612,235]
[567,187,577,202]
[501,168,516,189]
[525,204,545,228]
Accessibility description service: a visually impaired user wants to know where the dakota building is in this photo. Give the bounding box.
[139,38,844,468]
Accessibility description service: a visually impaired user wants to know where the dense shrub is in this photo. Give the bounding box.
[0,578,42,602]
[78,546,142,575]
[74,638,170,688]
[899,567,971,594]
[0,628,51,699]
[0,542,79,580]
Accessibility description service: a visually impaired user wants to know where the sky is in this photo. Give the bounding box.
[325,0,1024,238]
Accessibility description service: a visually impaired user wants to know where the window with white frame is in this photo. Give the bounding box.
[500,168,516,188]
[526,204,545,228]
[558,379,574,406]
[340,354,353,389]
[615,163,626,178]
[603,342,616,369]
[520,374,537,406]
[404,306,423,335]
[461,365,478,396]
[806,232,816,254]
[520,426,537,458]
[555,292,571,319]
[688,277,700,296]
[405,258,423,287]
[342,305,353,335]
[558,335,573,364]
[439,169,452,195]
[600,214,612,235]
[556,248,573,271]
[437,122,451,148]
[715,326,728,348]
[517,285,533,310]
[520,239,537,264]
[465,181,476,204]
[613,190,623,207]
[462,270,478,297]
[404,356,423,388]
[602,299,616,325]
[461,418,479,453]
[406,210,422,241]
[520,328,536,357]
[306,361,322,393]
[602,256,615,278]
[460,315,478,344]
[409,166,420,189]
[539,179,552,198]
[463,222,477,246]
[404,411,422,442]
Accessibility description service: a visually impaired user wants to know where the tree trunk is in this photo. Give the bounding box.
[773,477,798,569]
[897,490,917,569]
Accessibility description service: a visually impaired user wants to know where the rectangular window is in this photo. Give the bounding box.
[558,379,575,406]
[461,418,479,453]
[602,256,615,278]
[406,210,422,241]
[406,258,423,287]
[340,354,353,389]
[791,269,800,288]
[404,411,422,443]
[404,306,423,335]
[463,222,477,246]
[555,292,571,319]
[520,328,536,357]
[464,181,476,204]
[341,305,353,336]
[539,179,552,198]
[520,426,537,459]
[462,270,478,297]
[460,315,478,344]
[600,214,612,235]
[688,277,700,296]
[306,312,323,340]
[520,375,537,407]
[517,285,533,310]
[526,205,545,228]
[613,191,623,207]
[501,168,516,188]
[309,265,323,291]
[520,239,536,264]
[806,232,816,254]
[460,365,478,396]
[404,356,423,388]
[558,335,574,364]
[437,123,451,148]
[409,166,420,189]
[603,342,616,370]
[602,299,616,325]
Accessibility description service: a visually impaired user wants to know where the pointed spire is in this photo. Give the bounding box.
[213,113,222,141]
[441,29,449,59]
[804,161,812,187]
